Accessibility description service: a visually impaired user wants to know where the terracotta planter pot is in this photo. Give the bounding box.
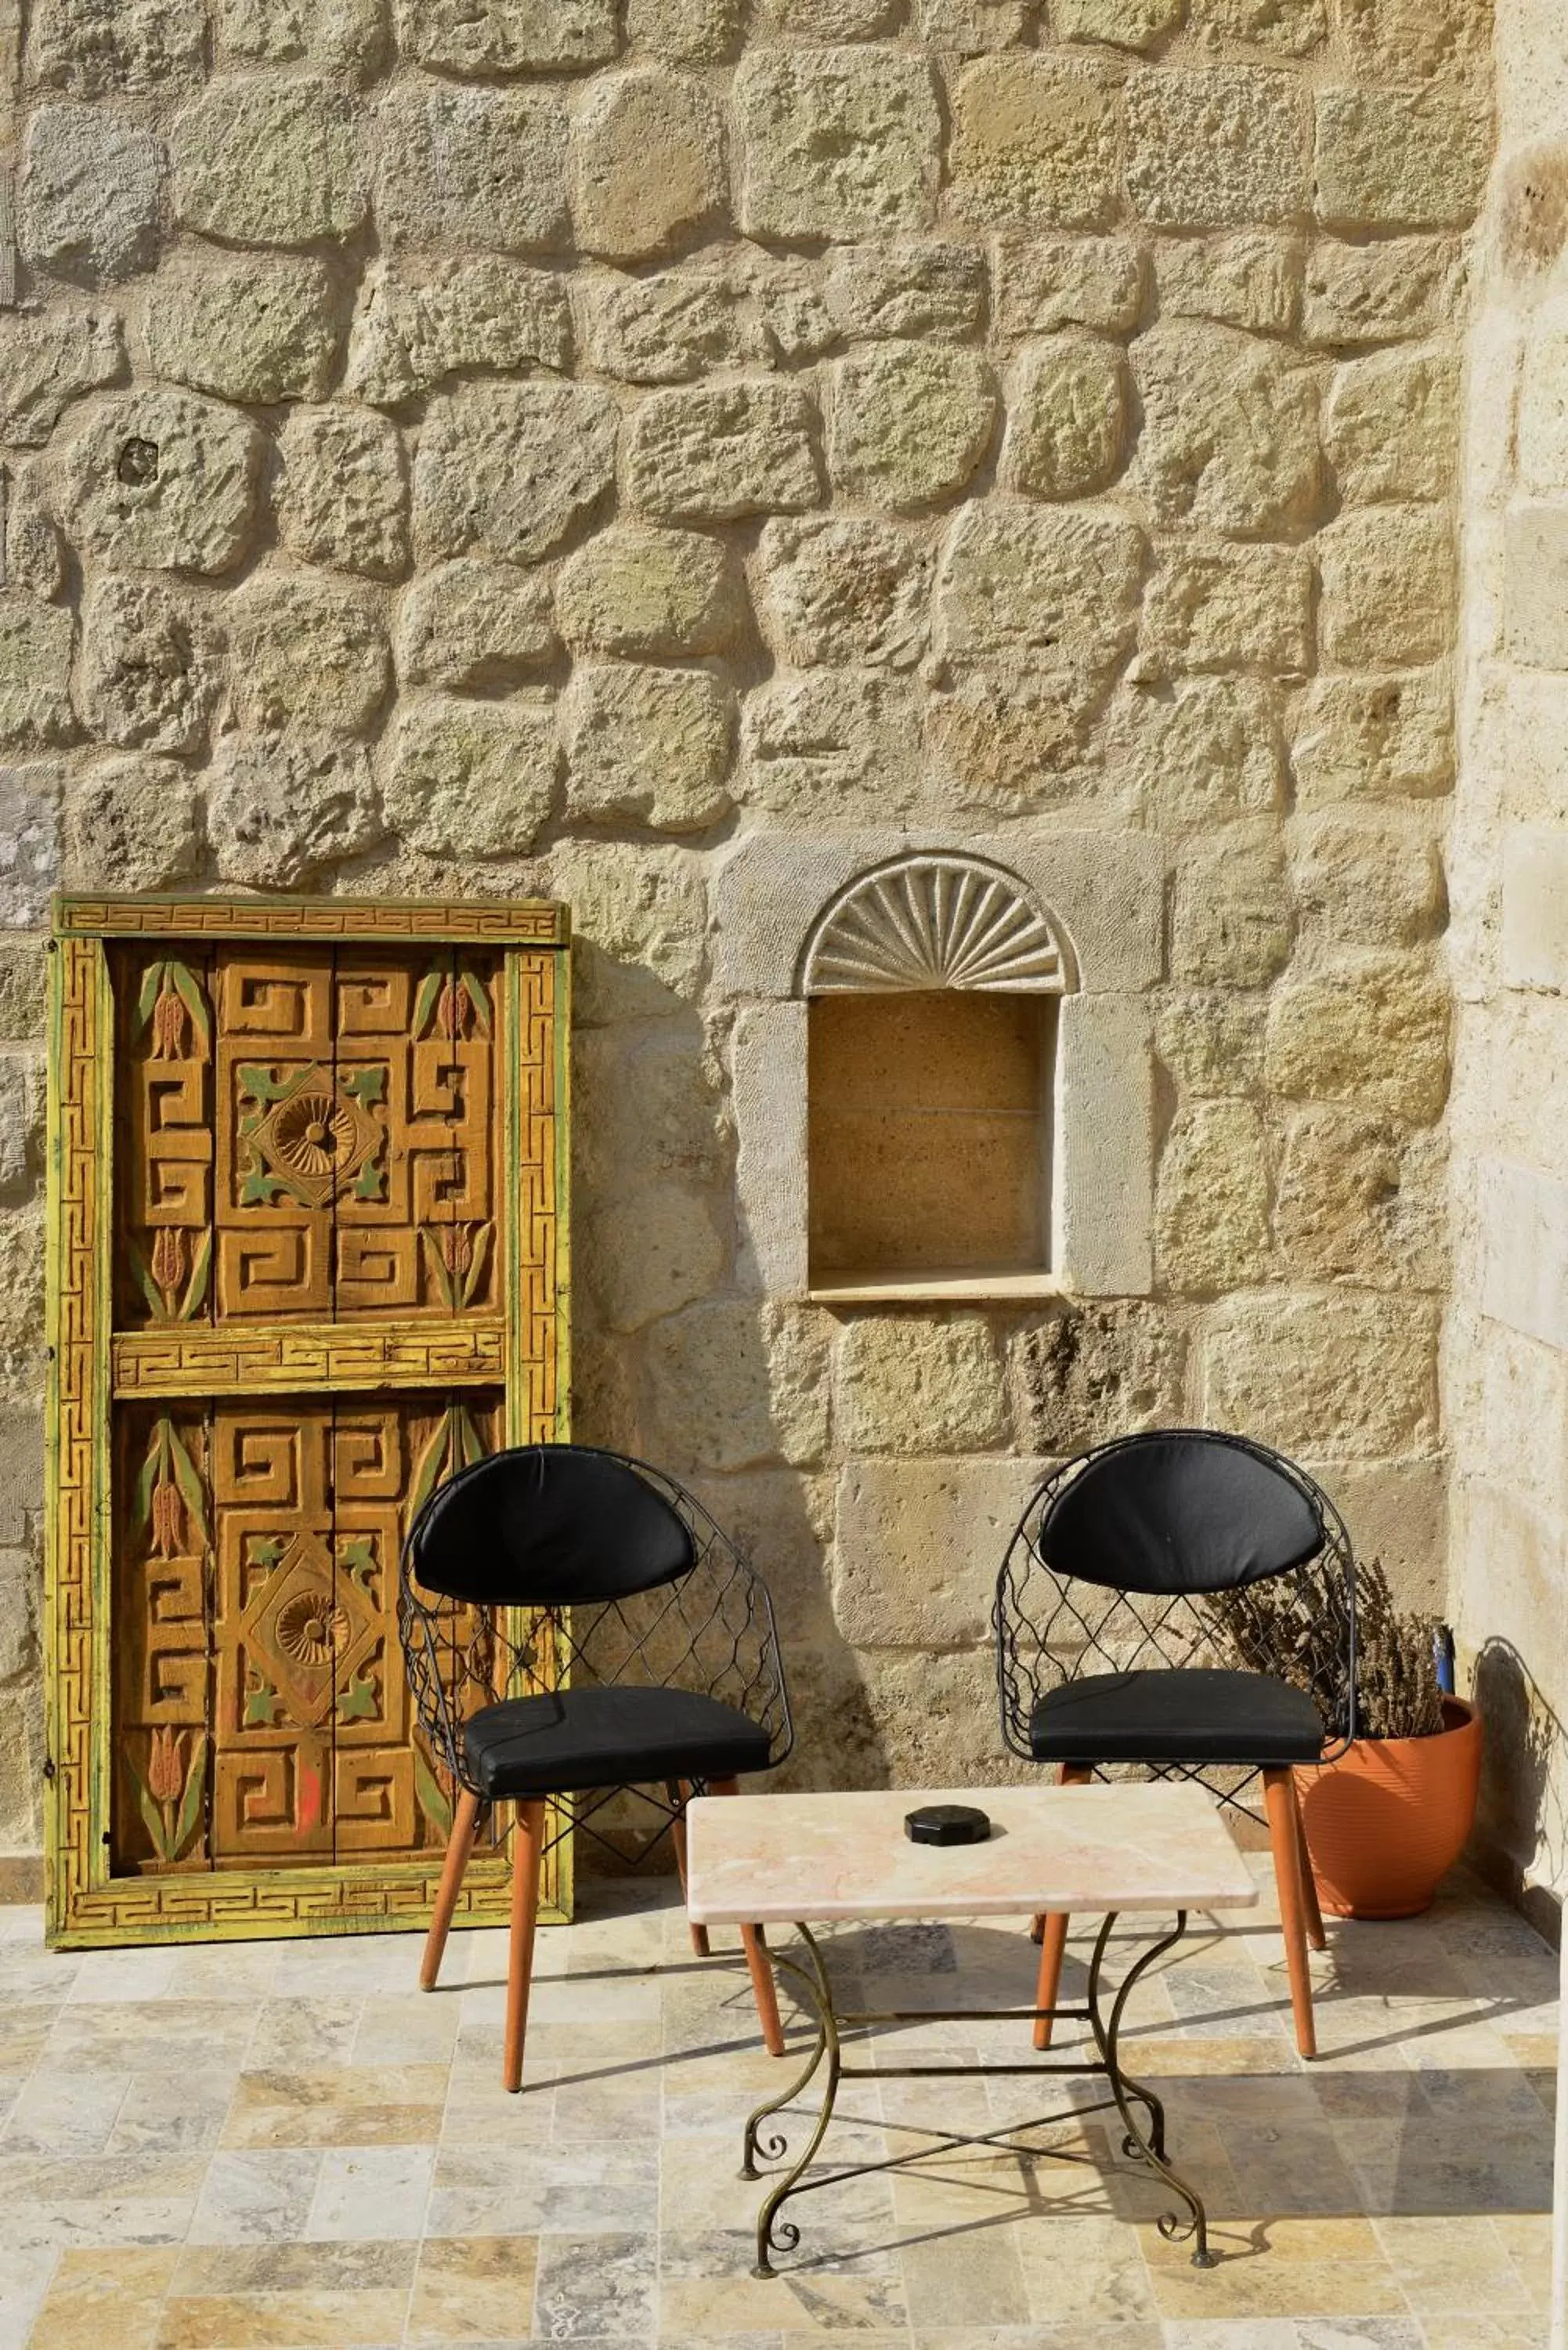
[1293,1697,1483,1921]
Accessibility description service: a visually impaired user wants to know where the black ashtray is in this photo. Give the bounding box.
[905,1803,992,1847]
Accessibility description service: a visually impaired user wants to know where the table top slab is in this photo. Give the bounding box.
[685,1782,1260,1925]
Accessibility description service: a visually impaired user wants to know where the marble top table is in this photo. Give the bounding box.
[685,1781,1258,2279]
[685,1780,1260,1926]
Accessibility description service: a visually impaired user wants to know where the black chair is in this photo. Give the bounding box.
[399,1442,793,2090]
[995,1429,1355,2059]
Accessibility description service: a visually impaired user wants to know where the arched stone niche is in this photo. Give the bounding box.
[718,831,1158,1307]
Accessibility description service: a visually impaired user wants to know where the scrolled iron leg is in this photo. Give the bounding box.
[1087,1909,1215,2268]
[740,1924,842,2278]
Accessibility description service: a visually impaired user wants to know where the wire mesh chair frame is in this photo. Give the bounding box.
[397,1443,795,1868]
[993,1428,1357,1824]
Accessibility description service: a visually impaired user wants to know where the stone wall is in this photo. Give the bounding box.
[0,0,1494,1853]
[1450,0,1568,1932]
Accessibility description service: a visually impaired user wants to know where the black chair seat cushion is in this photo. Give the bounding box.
[463,1684,772,1799]
[1030,1667,1324,1767]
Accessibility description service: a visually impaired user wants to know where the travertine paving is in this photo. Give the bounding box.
[0,1857,1555,2350]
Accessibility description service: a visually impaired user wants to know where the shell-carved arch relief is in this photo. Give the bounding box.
[799,855,1077,996]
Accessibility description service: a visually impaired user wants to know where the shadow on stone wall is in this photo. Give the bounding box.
[1469,1637,1566,1947]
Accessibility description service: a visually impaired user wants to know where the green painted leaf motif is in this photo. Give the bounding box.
[413,967,444,1042]
[131,1419,169,1535]
[239,1172,287,1207]
[128,1239,168,1321]
[460,1224,493,1309]
[172,1733,208,1860]
[418,1227,458,1312]
[457,1408,486,1470]
[338,1536,376,1589]
[237,1064,291,1104]
[247,1535,287,1571]
[179,1228,212,1321]
[134,960,168,1038]
[409,1408,460,1523]
[353,1157,385,1203]
[166,1423,208,1547]
[337,1669,378,1723]
[341,1065,386,1107]
[167,961,211,1054]
[460,967,492,1036]
[414,1746,453,1836]
[244,1678,280,1727]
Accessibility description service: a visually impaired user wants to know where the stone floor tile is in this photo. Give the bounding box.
[62,1947,180,2005]
[1490,2211,1554,2308]
[223,2064,448,2149]
[244,1998,365,2072]
[406,2235,538,2345]
[169,2243,418,2294]
[658,2269,910,2334]
[1291,2322,1423,2350]
[153,2287,412,2347]
[0,2149,208,2250]
[0,2069,129,2157]
[0,2246,56,2350]
[351,1995,463,2068]
[916,2330,1165,2350]
[305,2143,436,2240]
[23,2243,176,2350]
[1014,2211,1162,2326]
[1418,2322,1549,2348]
[107,2069,240,2160]
[533,2229,657,2338]
[1370,2214,1535,2316]
[157,1944,280,2007]
[186,2147,323,2244]
[44,2001,255,2077]
[428,2140,660,2236]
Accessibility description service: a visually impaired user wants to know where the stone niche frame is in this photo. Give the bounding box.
[718,833,1160,1304]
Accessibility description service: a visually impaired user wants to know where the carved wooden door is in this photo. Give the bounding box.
[45,898,569,1948]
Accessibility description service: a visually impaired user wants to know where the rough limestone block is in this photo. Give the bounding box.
[626,381,821,522]
[1265,949,1450,1122]
[1140,540,1312,675]
[558,523,747,659]
[1004,334,1128,499]
[375,82,569,253]
[582,1178,728,1334]
[347,260,573,406]
[543,836,709,1014]
[1202,1292,1440,1458]
[836,1315,1007,1455]
[642,1299,831,1470]
[627,0,741,60]
[143,253,339,404]
[948,55,1122,230]
[742,670,923,821]
[572,69,727,261]
[1057,992,1156,1294]
[565,663,735,833]
[0,768,60,927]
[1317,508,1453,667]
[821,245,980,345]
[1504,504,1568,670]
[1111,676,1284,827]
[586,272,740,384]
[1132,324,1320,536]
[0,944,47,1041]
[926,671,1119,800]
[1292,671,1454,804]
[20,105,163,285]
[1275,1104,1447,1291]
[1313,88,1490,228]
[228,571,390,739]
[1338,0,1489,84]
[398,560,555,689]
[0,602,74,754]
[5,466,64,601]
[1171,822,1292,986]
[414,383,618,564]
[1125,66,1308,227]
[392,0,617,71]
[912,0,1028,44]
[172,78,366,246]
[381,697,558,859]
[752,255,837,364]
[732,1000,808,1297]
[1190,0,1324,48]
[1156,1099,1271,1295]
[1302,236,1461,347]
[63,754,200,891]
[1502,825,1568,994]
[1324,347,1458,504]
[1291,810,1446,948]
[935,503,1143,682]
[79,574,218,756]
[27,0,205,96]
[0,308,123,446]
[827,345,996,512]
[757,515,930,669]
[1014,1303,1186,1455]
[207,734,381,888]
[994,236,1145,337]
[1057,0,1183,46]
[1155,991,1266,1097]
[1155,231,1301,333]
[754,0,897,32]
[1517,302,1568,497]
[735,49,939,241]
[217,0,389,77]
[1501,671,1568,828]
[833,1456,1051,1650]
[1482,1161,1568,1354]
[276,405,408,581]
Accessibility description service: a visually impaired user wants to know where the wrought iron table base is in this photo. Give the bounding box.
[741,1911,1216,2279]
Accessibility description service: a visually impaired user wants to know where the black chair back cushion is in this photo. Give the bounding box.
[1039,1431,1324,1596]
[410,1445,695,1608]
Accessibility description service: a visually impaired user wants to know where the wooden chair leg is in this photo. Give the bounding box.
[1031,1763,1090,2051]
[503,1798,546,2093]
[712,1776,786,2058]
[421,1788,482,1993]
[670,1780,710,1958]
[1294,1777,1327,1951]
[1263,1766,1317,2060]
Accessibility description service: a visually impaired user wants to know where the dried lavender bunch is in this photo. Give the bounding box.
[1204,1555,1445,1742]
